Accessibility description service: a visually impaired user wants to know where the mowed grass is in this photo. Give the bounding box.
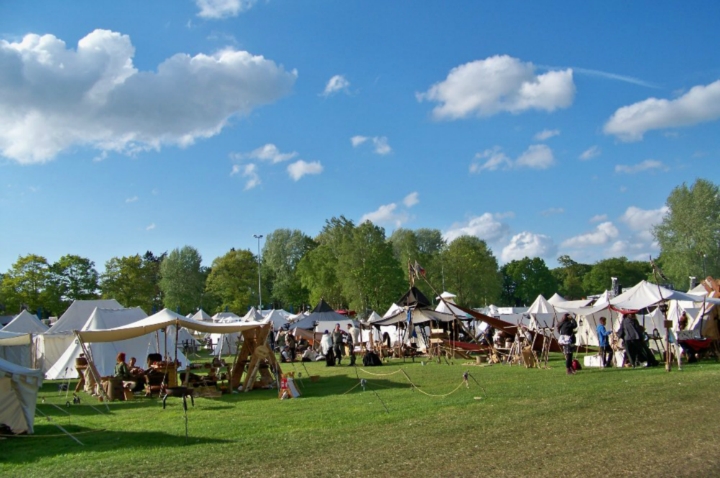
[2,353,720,478]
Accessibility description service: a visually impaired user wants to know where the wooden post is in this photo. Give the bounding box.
[664,319,672,372]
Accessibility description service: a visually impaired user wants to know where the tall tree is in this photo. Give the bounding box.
[204,249,257,314]
[552,255,591,299]
[389,228,446,302]
[0,254,52,315]
[45,255,100,315]
[583,257,650,295]
[654,178,720,286]
[262,229,315,310]
[441,236,502,307]
[501,257,558,306]
[100,253,162,312]
[159,246,206,314]
[337,221,405,314]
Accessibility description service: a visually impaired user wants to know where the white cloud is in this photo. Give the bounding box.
[232,144,297,163]
[146,223,156,231]
[125,196,138,203]
[0,30,297,164]
[561,222,619,248]
[403,192,419,207]
[501,232,557,262]
[471,144,554,172]
[231,163,260,190]
[620,205,669,232]
[570,67,660,89]
[579,145,601,160]
[589,214,608,223]
[351,135,391,155]
[361,203,409,227]
[615,159,667,174]
[322,75,350,96]
[287,160,323,181]
[417,55,575,120]
[196,0,257,19]
[534,129,560,141]
[604,79,720,141]
[443,213,511,243]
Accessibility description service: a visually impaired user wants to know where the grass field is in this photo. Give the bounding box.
[2,353,720,478]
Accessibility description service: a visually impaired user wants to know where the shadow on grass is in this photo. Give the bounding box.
[0,426,234,465]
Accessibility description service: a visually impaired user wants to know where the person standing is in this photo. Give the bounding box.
[332,323,344,366]
[557,313,578,375]
[346,324,356,366]
[286,332,297,362]
[596,317,613,367]
[617,313,643,367]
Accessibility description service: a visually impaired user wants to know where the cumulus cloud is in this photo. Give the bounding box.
[471,144,555,173]
[561,222,619,248]
[361,203,409,227]
[403,192,419,207]
[589,214,608,223]
[604,79,720,141]
[322,74,350,96]
[417,55,575,120]
[534,129,560,141]
[0,30,297,164]
[501,232,557,262]
[196,0,257,19]
[231,163,260,190]
[125,196,138,203]
[579,145,601,160]
[351,135,391,155]
[232,143,297,163]
[615,159,667,174]
[443,213,511,243]
[620,205,668,242]
[287,160,323,181]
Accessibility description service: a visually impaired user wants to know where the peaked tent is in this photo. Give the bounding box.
[212,312,242,323]
[45,307,191,381]
[291,299,354,330]
[547,293,566,305]
[38,299,124,373]
[0,357,43,434]
[610,280,704,311]
[3,310,49,334]
[191,309,212,322]
[210,308,263,356]
[263,309,290,331]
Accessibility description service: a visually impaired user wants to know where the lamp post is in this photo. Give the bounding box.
[254,234,263,312]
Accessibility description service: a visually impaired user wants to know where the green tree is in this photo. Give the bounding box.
[583,257,650,295]
[654,178,720,286]
[441,236,502,307]
[100,253,163,312]
[552,255,591,299]
[0,254,53,315]
[389,228,446,301]
[337,221,405,314]
[263,229,315,310]
[501,257,558,306]
[159,246,206,314]
[204,249,257,314]
[44,255,100,315]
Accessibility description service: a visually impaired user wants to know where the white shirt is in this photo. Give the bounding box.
[320,334,333,355]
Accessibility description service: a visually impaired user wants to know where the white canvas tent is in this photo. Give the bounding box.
[209,308,262,356]
[0,357,43,434]
[37,299,124,373]
[0,331,34,368]
[609,280,704,311]
[45,307,190,381]
[263,309,290,330]
[190,309,212,322]
[3,310,49,334]
[212,312,242,323]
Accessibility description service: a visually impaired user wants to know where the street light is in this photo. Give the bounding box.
[253,234,263,312]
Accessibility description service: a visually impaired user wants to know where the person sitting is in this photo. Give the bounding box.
[128,357,144,376]
[301,348,317,362]
[280,346,292,363]
[115,352,131,380]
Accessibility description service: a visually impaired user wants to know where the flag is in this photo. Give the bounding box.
[650,256,669,282]
[413,260,426,278]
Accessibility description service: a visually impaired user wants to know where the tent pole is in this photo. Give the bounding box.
[74,332,111,411]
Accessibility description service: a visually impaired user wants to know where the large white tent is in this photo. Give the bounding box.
[209,308,263,356]
[37,299,124,373]
[263,309,291,330]
[2,310,49,334]
[0,357,43,434]
[190,309,212,322]
[0,331,34,368]
[45,307,190,381]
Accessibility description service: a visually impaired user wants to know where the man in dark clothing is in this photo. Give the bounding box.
[617,313,643,367]
[346,324,356,366]
[286,332,297,362]
[332,323,344,365]
[557,313,578,375]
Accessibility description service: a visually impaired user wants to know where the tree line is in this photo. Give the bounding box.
[1,178,717,319]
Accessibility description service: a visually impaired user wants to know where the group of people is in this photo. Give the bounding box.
[320,323,360,366]
[557,311,660,375]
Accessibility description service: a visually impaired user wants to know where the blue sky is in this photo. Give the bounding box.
[1,1,719,273]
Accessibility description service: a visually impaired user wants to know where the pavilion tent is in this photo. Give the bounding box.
[291,299,357,330]
[45,307,190,381]
[210,308,263,356]
[0,357,43,434]
[190,309,212,322]
[212,312,242,323]
[263,309,290,331]
[547,293,566,305]
[609,280,705,311]
[37,299,124,373]
[0,331,34,368]
[2,310,49,334]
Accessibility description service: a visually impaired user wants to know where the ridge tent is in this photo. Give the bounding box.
[0,357,43,434]
[291,299,357,330]
[609,280,704,311]
[2,310,49,334]
[37,299,124,373]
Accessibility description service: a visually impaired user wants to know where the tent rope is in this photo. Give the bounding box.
[357,368,404,377]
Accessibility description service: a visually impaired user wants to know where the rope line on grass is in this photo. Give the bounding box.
[357,368,405,377]
[408,380,467,398]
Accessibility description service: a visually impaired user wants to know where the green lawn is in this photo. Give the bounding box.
[2,353,720,478]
